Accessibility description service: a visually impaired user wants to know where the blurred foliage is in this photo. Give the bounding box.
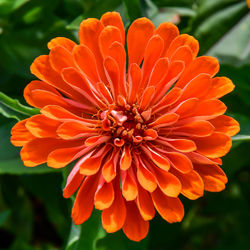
[0,0,250,249]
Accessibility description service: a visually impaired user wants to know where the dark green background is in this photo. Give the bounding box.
[0,0,250,249]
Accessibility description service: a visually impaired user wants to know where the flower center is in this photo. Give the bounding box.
[99,103,156,147]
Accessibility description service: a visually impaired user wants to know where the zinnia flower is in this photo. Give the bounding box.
[11,12,240,241]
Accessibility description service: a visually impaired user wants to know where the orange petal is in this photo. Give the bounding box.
[122,201,149,242]
[61,67,103,108]
[156,137,196,153]
[170,45,193,67]
[120,145,132,171]
[128,63,142,104]
[11,119,36,146]
[192,99,227,119]
[153,167,182,197]
[101,179,126,233]
[149,113,179,128]
[139,86,155,110]
[48,37,76,52]
[152,87,182,114]
[176,56,219,88]
[142,146,170,171]
[136,157,157,192]
[100,11,125,44]
[63,164,84,198]
[136,186,155,221]
[49,45,74,73]
[24,80,61,108]
[102,150,119,183]
[41,105,96,124]
[148,57,169,87]
[173,98,199,118]
[107,42,127,96]
[25,114,60,138]
[73,44,100,83]
[210,115,240,136]
[172,121,215,137]
[194,164,228,192]
[167,34,199,58]
[180,73,211,101]
[78,18,106,82]
[166,152,193,174]
[186,152,222,165]
[141,35,164,86]
[172,169,204,200]
[56,121,98,140]
[151,188,184,223]
[154,61,184,103]
[127,17,155,65]
[155,22,179,56]
[194,132,232,158]
[95,179,114,210]
[20,138,65,167]
[79,146,110,175]
[121,169,138,201]
[30,55,76,98]
[205,77,235,99]
[72,175,98,224]
[98,26,122,58]
[104,56,120,99]
[47,144,86,168]
[28,89,71,110]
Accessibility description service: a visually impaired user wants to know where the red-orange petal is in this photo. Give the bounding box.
[95,179,114,210]
[127,17,155,65]
[48,37,76,52]
[194,164,228,192]
[136,185,155,220]
[102,179,126,233]
[122,201,149,242]
[11,119,36,146]
[151,188,184,223]
[194,132,232,158]
[172,169,204,200]
[72,175,98,224]
[210,115,240,136]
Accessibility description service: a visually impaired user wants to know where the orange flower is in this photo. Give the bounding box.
[11,12,239,241]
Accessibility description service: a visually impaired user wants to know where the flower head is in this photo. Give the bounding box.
[11,12,239,241]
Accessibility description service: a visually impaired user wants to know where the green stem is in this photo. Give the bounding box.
[0,92,40,117]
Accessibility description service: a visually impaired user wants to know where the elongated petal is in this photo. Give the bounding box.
[72,175,98,224]
[122,202,149,242]
[152,188,184,223]
[127,18,155,65]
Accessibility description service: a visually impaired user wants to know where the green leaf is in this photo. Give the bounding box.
[0,159,59,175]
[0,209,11,227]
[123,0,143,21]
[66,210,106,250]
[0,92,39,120]
[192,1,248,54]
[208,13,250,67]
[0,0,29,15]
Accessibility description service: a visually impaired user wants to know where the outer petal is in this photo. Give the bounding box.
[127,17,155,65]
[151,188,184,223]
[122,201,149,242]
[194,132,232,158]
[48,37,76,52]
[194,164,228,192]
[102,179,126,233]
[11,119,36,146]
[72,175,98,224]
[172,169,204,200]
[210,115,240,136]
[176,56,219,89]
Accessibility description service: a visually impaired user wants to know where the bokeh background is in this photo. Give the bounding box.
[0,0,250,249]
